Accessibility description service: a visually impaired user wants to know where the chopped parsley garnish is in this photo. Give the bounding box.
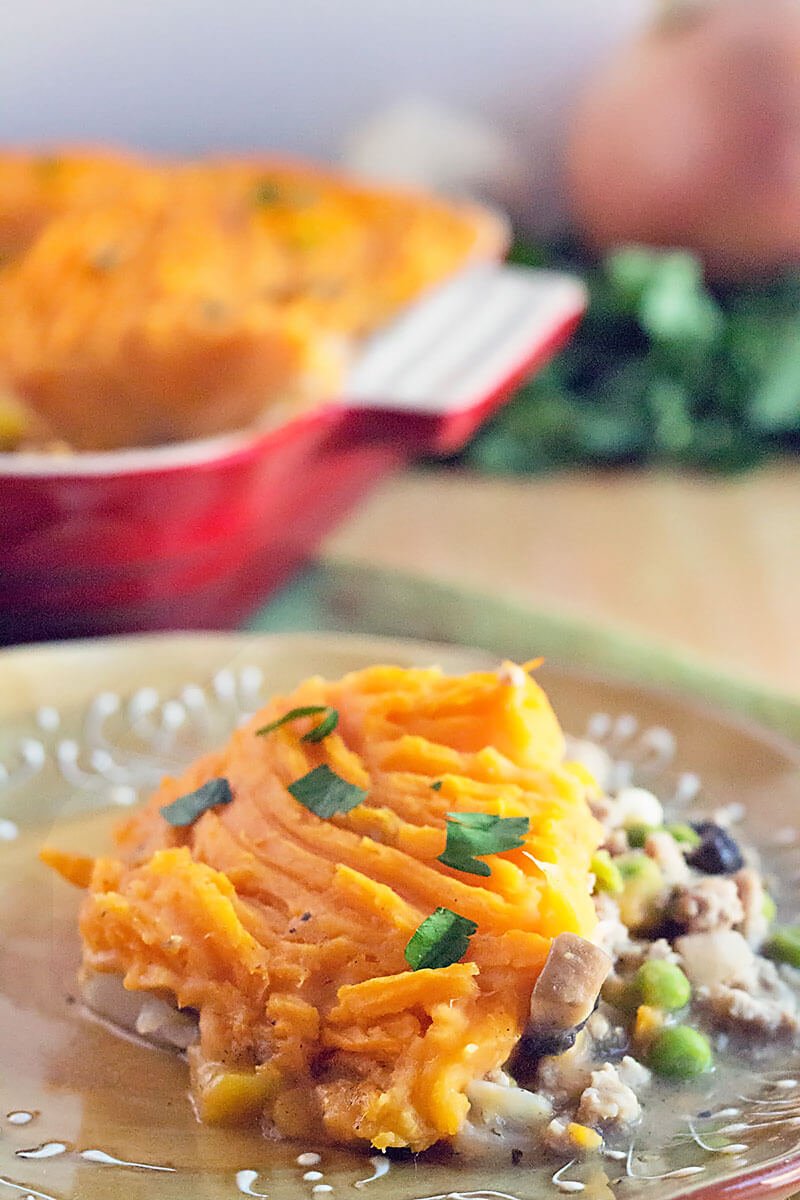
[437,812,530,877]
[288,764,367,818]
[430,781,443,791]
[405,907,478,971]
[160,777,233,827]
[302,708,339,743]
[256,705,339,743]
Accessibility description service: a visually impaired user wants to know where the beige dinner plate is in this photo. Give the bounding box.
[1,631,799,1200]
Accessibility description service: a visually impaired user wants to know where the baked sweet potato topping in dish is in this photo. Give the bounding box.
[0,150,503,452]
[42,661,800,1158]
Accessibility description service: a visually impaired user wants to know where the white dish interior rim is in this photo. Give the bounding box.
[0,410,335,479]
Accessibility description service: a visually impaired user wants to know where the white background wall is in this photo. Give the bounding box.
[0,1,651,228]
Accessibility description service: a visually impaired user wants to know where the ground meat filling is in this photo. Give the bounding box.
[575,1060,646,1127]
[670,877,745,933]
[463,762,799,1157]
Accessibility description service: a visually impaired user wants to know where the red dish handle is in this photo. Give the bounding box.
[339,264,587,454]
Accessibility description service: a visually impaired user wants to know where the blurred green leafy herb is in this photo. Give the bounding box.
[455,240,800,474]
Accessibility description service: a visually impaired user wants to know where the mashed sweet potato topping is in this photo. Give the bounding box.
[0,150,503,451]
[44,662,602,1152]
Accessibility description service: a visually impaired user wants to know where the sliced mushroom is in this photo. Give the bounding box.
[530,933,613,1031]
[513,934,612,1069]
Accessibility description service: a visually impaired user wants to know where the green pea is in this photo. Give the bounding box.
[665,822,701,848]
[647,1026,713,1079]
[761,892,777,925]
[764,924,800,968]
[626,824,656,849]
[617,853,651,879]
[591,850,623,896]
[602,973,641,1014]
[635,960,691,1011]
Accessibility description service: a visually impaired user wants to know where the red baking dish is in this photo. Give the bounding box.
[0,264,586,644]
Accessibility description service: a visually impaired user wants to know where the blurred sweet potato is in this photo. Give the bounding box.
[0,152,504,451]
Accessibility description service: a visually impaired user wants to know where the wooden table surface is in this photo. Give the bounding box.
[325,463,800,697]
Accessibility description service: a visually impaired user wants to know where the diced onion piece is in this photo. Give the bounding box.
[467,1078,553,1126]
[675,930,755,988]
[616,788,664,830]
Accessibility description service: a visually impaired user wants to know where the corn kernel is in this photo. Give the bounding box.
[567,1122,603,1152]
[634,1003,666,1047]
[193,1061,280,1125]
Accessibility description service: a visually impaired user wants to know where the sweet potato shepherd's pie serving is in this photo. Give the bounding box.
[43,661,800,1158]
